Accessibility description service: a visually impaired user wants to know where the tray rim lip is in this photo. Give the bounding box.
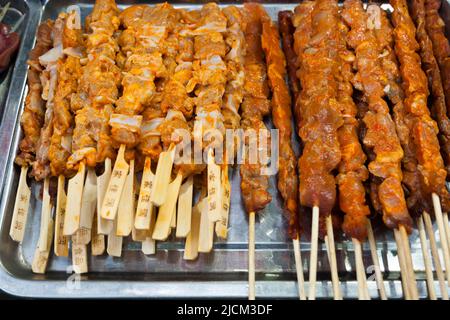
[0,0,449,299]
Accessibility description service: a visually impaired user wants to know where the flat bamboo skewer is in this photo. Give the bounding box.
[117,160,135,236]
[54,175,68,256]
[97,158,113,234]
[32,219,54,274]
[63,162,86,235]
[308,206,319,300]
[366,220,387,300]
[150,143,176,207]
[215,166,231,239]
[417,215,437,300]
[325,215,342,300]
[100,145,129,221]
[135,158,155,230]
[292,236,306,300]
[38,178,52,251]
[423,210,449,300]
[248,210,255,300]
[78,168,97,245]
[107,215,122,257]
[176,176,194,238]
[91,212,105,256]
[353,238,370,300]
[431,193,450,285]
[184,198,202,260]
[10,166,31,242]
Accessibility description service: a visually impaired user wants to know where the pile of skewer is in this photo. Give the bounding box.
[8,0,450,300]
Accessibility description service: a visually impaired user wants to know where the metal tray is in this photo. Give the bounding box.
[0,0,448,299]
[0,0,40,121]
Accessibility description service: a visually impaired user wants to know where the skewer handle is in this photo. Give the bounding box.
[54,175,69,257]
[215,167,231,239]
[64,162,86,235]
[184,201,202,260]
[100,145,129,221]
[248,211,255,300]
[417,216,437,300]
[151,144,176,207]
[97,158,113,234]
[117,160,135,236]
[207,149,221,222]
[135,158,154,230]
[432,193,450,286]
[292,237,306,300]
[176,176,194,238]
[10,166,31,242]
[325,215,342,300]
[32,219,54,274]
[308,206,319,300]
[366,220,387,300]
[38,178,52,252]
[79,168,97,230]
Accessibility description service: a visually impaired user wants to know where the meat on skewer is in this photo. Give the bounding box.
[260,10,299,239]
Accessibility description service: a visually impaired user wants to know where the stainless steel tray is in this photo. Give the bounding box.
[0,0,39,121]
[0,0,448,299]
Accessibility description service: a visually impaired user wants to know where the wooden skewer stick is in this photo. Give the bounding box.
[184,199,202,260]
[353,238,370,300]
[77,168,97,245]
[97,158,113,234]
[176,176,194,238]
[431,193,450,285]
[423,211,449,300]
[63,162,86,235]
[135,157,154,230]
[10,166,31,242]
[100,145,129,221]
[91,212,105,256]
[215,167,231,239]
[400,225,419,300]
[308,206,319,300]
[117,160,135,236]
[54,175,68,257]
[150,143,176,207]
[142,212,156,255]
[248,210,255,300]
[198,196,213,253]
[393,228,411,299]
[152,173,182,240]
[32,219,54,274]
[107,216,123,257]
[207,149,221,222]
[366,220,387,300]
[38,178,52,252]
[417,216,437,300]
[325,215,342,300]
[443,212,450,255]
[72,229,88,274]
[292,237,306,300]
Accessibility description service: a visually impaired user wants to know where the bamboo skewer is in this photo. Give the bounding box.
[353,238,370,300]
[432,193,450,285]
[197,195,214,253]
[10,166,31,242]
[308,206,319,300]
[215,166,231,239]
[150,144,176,207]
[292,237,306,300]
[366,220,387,300]
[135,158,154,230]
[248,210,255,300]
[91,212,105,256]
[54,175,68,256]
[38,178,52,252]
[117,160,135,236]
[417,215,437,300]
[444,212,450,255]
[325,215,342,300]
[176,176,193,238]
[107,216,122,257]
[78,168,97,244]
[63,162,86,235]
[100,145,129,221]
[32,219,54,274]
[423,210,449,300]
[184,198,202,260]
[400,225,419,300]
[97,158,113,234]
[394,228,411,299]
[152,173,182,241]
[207,149,222,223]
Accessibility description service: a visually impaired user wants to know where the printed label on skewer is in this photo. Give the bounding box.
[117,160,135,236]
[97,158,113,234]
[64,162,86,235]
[72,243,88,274]
[152,173,182,241]
[38,178,52,252]
[10,166,31,242]
[207,150,221,222]
[184,200,202,260]
[176,176,193,238]
[32,219,54,274]
[135,158,154,230]
[72,227,91,245]
[54,176,69,257]
[79,168,97,230]
[91,213,105,256]
[216,168,231,239]
[101,146,129,221]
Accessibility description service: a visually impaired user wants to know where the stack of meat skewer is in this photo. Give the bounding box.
[8,0,450,300]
